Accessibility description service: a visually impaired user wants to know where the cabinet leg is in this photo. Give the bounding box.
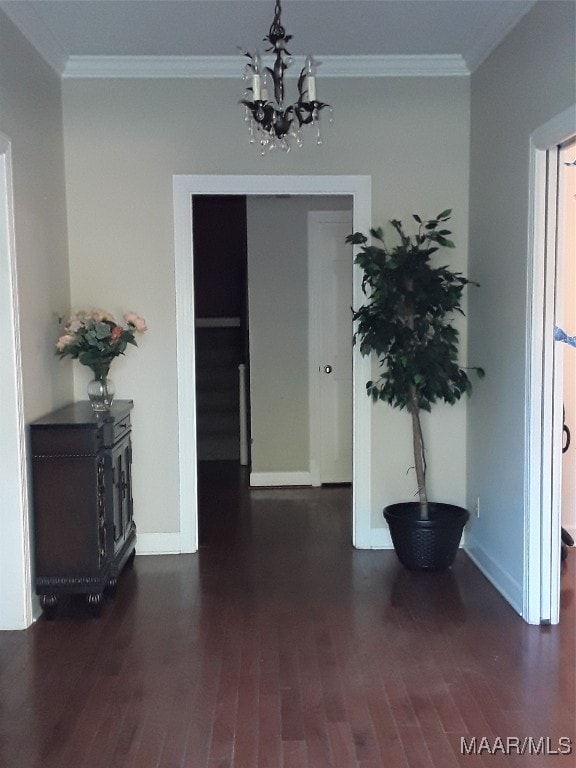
[126,548,136,568]
[85,592,104,617]
[41,594,58,620]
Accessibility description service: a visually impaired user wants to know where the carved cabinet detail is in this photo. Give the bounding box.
[31,401,136,617]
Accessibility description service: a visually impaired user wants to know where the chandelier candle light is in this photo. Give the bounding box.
[241,0,332,153]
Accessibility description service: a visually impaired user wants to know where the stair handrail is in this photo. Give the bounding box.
[239,363,249,466]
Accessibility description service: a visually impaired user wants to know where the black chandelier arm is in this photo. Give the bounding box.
[240,0,332,148]
[241,99,274,125]
[266,60,287,107]
[272,107,294,137]
[294,101,328,126]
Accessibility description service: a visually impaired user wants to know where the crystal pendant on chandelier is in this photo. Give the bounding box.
[240,0,333,153]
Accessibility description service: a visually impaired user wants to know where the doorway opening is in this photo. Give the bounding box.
[193,195,249,466]
[192,193,355,544]
[173,175,372,555]
[192,195,249,545]
[557,138,576,610]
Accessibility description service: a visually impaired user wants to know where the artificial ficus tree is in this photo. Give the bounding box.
[347,210,484,519]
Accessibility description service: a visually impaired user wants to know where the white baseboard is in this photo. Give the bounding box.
[367,527,394,549]
[250,471,312,487]
[464,535,523,616]
[136,532,187,555]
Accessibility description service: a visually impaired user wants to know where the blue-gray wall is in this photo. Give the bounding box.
[467,0,576,613]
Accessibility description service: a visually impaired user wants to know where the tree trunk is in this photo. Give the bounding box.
[404,278,428,519]
[408,385,428,520]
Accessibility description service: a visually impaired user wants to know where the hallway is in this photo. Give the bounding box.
[0,463,573,767]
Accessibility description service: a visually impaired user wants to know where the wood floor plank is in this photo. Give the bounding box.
[326,721,358,767]
[0,463,573,768]
[363,676,409,768]
[281,739,308,768]
[208,623,242,764]
[396,723,436,768]
[331,632,382,765]
[232,626,260,768]
[419,721,463,768]
[257,683,282,768]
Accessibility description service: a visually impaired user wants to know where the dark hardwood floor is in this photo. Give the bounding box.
[1,462,574,768]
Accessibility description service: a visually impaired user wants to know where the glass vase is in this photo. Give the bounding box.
[87,376,115,412]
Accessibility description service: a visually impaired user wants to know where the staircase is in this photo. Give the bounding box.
[195,323,244,461]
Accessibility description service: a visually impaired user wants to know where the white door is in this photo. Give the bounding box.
[308,210,353,485]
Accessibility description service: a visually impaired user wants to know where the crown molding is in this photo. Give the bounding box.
[62,53,470,79]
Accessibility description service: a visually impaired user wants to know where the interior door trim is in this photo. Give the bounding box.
[173,174,372,552]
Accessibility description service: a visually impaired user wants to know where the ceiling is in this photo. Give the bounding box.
[0,0,539,77]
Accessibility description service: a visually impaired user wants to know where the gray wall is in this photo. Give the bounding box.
[4,0,568,619]
[0,11,71,627]
[467,0,576,611]
[62,75,470,537]
[0,12,71,416]
[246,195,351,476]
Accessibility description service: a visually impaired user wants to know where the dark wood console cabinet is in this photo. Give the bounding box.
[30,400,136,616]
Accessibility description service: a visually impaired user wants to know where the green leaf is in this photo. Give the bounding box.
[349,209,484,457]
[346,232,367,245]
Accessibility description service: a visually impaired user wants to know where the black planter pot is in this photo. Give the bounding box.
[383,502,469,570]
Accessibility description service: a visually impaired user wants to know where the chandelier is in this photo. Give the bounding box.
[241,0,332,153]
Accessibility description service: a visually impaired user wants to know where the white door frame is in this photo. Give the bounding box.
[173,175,372,552]
[0,133,33,630]
[525,105,576,624]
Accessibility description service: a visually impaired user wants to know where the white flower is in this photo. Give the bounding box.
[123,312,147,333]
[56,333,75,351]
[90,309,115,323]
[67,318,84,333]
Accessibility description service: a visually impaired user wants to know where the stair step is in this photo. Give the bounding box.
[195,366,240,390]
[197,411,239,436]
[194,323,245,461]
[195,327,244,368]
[195,348,243,368]
[196,389,239,413]
[197,435,240,461]
[195,325,242,344]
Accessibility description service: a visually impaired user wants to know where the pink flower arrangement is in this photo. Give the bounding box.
[56,309,147,380]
